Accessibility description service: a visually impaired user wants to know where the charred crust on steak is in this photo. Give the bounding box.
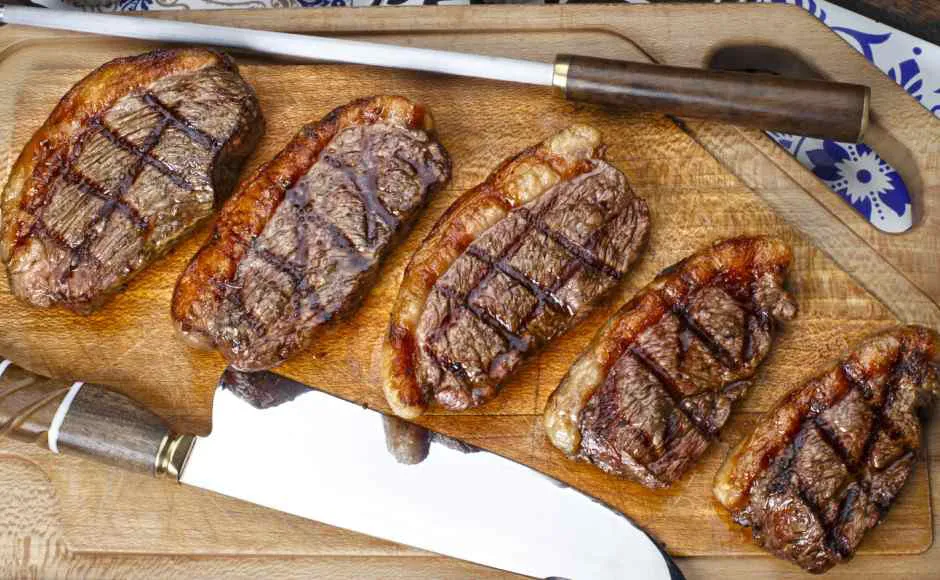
[1,48,263,313]
[382,124,650,419]
[172,96,451,371]
[543,236,797,488]
[713,325,939,573]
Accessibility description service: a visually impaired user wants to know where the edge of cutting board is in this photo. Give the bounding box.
[0,5,937,579]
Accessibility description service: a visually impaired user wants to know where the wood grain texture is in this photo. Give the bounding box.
[0,5,937,578]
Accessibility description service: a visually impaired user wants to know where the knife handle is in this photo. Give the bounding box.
[0,361,193,479]
[553,54,870,142]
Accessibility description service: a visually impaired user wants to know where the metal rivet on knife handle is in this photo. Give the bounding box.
[0,361,193,480]
[553,54,871,142]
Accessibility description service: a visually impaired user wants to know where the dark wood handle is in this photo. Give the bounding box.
[554,54,870,142]
[0,362,193,478]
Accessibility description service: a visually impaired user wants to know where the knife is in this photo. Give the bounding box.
[0,360,683,580]
[0,5,868,142]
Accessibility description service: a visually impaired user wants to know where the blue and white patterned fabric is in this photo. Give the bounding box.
[37,0,939,232]
[751,0,939,233]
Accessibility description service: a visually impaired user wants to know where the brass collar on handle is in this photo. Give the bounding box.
[856,86,871,143]
[552,55,571,96]
[155,433,196,481]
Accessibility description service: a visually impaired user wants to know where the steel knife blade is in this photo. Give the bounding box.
[184,370,682,579]
[0,362,683,579]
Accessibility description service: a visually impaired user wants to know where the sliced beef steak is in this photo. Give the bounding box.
[714,325,939,573]
[1,48,263,313]
[544,236,797,488]
[383,125,649,418]
[173,96,450,371]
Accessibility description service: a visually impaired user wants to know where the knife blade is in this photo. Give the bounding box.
[0,4,868,141]
[0,361,683,579]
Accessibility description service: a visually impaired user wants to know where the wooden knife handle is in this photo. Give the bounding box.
[554,54,870,142]
[0,361,194,479]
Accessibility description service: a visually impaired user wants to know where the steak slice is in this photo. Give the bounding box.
[173,96,450,371]
[544,236,797,488]
[383,124,650,418]
[1,48,263,313]
[713,325,939,573]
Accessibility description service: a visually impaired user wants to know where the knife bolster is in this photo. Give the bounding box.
[155,433,196,480]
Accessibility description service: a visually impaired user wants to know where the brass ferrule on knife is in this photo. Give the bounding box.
[552,54,571,96]
[155,433,197,481]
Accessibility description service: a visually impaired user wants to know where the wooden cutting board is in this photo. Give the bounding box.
[1,5,938,578]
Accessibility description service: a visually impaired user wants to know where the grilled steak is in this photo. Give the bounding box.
[383,124,650,418]
[1,48,263,313]
[173,96,450,371]
[544,237,797,488]
[714,325,939,573]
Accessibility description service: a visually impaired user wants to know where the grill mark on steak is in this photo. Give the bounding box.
[394,149,446,191]
[301,208,370,272]
[92,117,192,191]
[320,129,399,246]
[812,417,862,477]
[254,247,308,290]
[29,219,69,253]
[65,169,147,230]
[53,115,176,284]
[465,245,568,315]
[435,283,530,352]
[627,345,711,437]
[255,246,323,317]
[142,92,222,153]
[842,362,910,445]
[785,429,835,528]
[671,303,738,370]
[827,484,862,558]
[520,206,624,281]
